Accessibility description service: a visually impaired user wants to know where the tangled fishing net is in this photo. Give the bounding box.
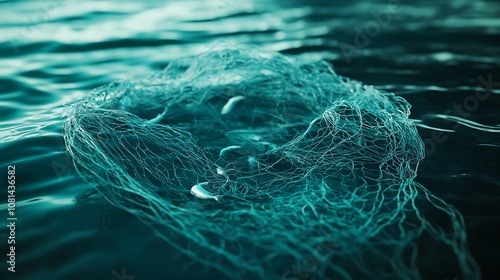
[63,46,479,279]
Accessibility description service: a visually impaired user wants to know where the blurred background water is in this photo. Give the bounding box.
[0,0,499,279]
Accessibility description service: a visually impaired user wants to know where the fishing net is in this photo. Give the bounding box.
[63,46,479,279]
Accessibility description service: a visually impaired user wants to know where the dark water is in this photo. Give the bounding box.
[1,0,499,279]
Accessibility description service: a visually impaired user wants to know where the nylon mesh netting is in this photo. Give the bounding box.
[63,46,479,279]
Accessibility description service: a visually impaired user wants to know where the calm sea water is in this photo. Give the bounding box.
[0,0,499,279]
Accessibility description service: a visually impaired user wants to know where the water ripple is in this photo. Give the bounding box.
[426,114,500,133]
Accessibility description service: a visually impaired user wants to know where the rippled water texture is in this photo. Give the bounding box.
[0,1,499,280]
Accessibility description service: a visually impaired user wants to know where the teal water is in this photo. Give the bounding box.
[1,0,499,279]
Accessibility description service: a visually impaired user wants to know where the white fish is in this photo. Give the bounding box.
[216,167,226,176]
[190,182,222,201]
[147,107,168,124]
[219,145,241,157]
[220,96,245,115]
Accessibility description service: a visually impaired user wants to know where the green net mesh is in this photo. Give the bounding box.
[63,46,479,279]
